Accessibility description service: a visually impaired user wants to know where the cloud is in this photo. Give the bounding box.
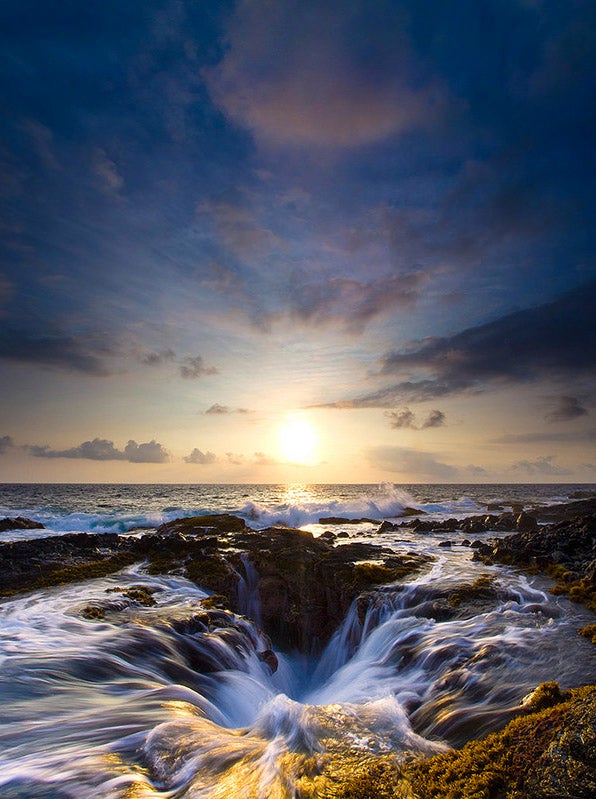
[140,348,176,366]
[91,148,124,194]
[184,448,217,465]
[386,408,417,429]
[491,429,596,444]
[204,403,250,415]
[385,407,446,430]
[366,445,458,479]
[545,395,588,422]
[205,0,446,148]
[180,355,218,379]
[466,464,488,476]
[28,437,170,463]
[21,119,60,171]
[322,280,596,407]
[123,440,170,463]
[0,330,113,376]
[511,455,570,476]
[0,435,14,454]
[252,451,279,466]
[197,199,282,260]
[278,273,425,334]
[225,452,245,465]
[421,409,446,429]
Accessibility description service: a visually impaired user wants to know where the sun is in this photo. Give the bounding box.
[278,417,318,464]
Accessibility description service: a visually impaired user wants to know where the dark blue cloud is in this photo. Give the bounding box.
[545,396,588,422]
[323,279,596,406]
[0,330,114,375]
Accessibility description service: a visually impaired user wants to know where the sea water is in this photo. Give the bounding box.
[0,483,595,797]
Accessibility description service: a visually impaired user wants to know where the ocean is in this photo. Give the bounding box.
[0,482,595,797]
[0,481,593,540]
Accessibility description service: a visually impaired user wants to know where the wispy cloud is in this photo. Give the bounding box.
[0,330,114,376]
[91,147,124,195]
[204,403,250,415]
[321,280,596,407]
[366,445,458,479]
[0,435,14,455]
[511,455,570,476]
[205,0,446,148]
[180,355,218,379]
[545,395,588,422]
[491,429,596,444]
[140,348,176,366]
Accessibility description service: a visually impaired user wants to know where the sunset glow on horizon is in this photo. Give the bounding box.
[0,1,594,484]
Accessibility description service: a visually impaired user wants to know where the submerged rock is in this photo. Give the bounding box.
[478,513,596,612]
[0,516,44,532]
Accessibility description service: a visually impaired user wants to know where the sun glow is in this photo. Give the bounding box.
[278,417,318,464]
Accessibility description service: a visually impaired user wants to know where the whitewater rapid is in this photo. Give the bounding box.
[1,522,596,798]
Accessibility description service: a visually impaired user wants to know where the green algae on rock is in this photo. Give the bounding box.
[334,684,596,799]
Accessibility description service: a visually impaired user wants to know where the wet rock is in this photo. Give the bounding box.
[337,531,350,538]
[516,511,538,532]
[257,649,279,673]
[532,498,596,522]
[477,513,596,611]
[377,520,399,533]
[319,530,336,541]
[461,539,471,547]
[156,514,248,536]
[527,688,596,798]
[0,516,45,532]
[438,540,452,547]
[400,684,596,799]
[318,516,376,525]
[486,503,504,511]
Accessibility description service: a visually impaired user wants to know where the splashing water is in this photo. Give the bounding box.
[1,525,596,797]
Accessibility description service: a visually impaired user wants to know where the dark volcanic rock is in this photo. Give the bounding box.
[156,514,248,535]
[531,498,596,522]
[400,684,596,799]
[0,516,44,532]
[478,513,596,611]
[318,516,376,525]
[0,521,432,653]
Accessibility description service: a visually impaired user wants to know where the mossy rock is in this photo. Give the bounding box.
[578,623,596,644]
[156,514,247,535]
[106,584,157,607]
[16,553,140,594]
[352,562,400,589]
[403,684,596,799]
[447,575,497,608]
[549,573,596,612]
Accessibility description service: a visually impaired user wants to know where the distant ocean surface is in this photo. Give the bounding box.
[0,482,594,540]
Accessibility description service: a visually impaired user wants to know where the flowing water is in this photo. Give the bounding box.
[0,483,595,797]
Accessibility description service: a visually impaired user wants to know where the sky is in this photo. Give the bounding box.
[0,0,594,484]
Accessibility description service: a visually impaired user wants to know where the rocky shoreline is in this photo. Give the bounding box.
[1,499,595,797]
[1,498,595,642]
[0,513,429,652]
